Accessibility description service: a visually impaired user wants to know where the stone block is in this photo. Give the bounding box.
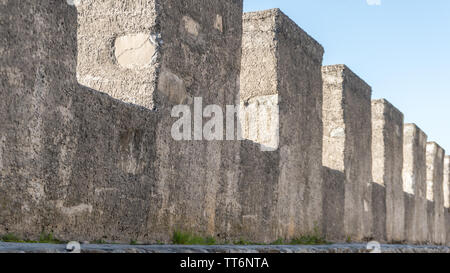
[76,0,242,109]
[322,64,373,241]
[445,156,450,245]
[371,99,404,242]
[0,0,244,243]
[402,124,428,244]
[426,142,446,244]
[444,156,450,209]
[239,9,324,241]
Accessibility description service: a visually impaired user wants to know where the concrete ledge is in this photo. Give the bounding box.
[1,242,449,253]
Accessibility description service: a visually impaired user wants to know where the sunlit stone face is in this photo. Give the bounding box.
[114,33,156,69]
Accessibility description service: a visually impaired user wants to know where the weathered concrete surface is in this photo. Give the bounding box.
[0,0,244,243]
[238,9,324,242]
[1,242,449,253]
[425,142,446,245]
[76,0,160,109]
[322,167,345,241]
[444,156,450,209]
[444,156,450,245]
[322,65,373,241]
[444,156,450,246]
[402,124,428,244]
[371,99,404,243]
[447,209,450,245]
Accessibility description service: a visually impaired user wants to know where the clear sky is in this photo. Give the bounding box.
[244,0,450,153]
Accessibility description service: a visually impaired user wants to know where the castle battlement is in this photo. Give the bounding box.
[0,0,448,246]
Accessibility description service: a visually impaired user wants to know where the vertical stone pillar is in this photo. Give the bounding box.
[322,65,373,241]
[77,0,244,241]
[239,9,324,241]
[403,124,428,244]
[444,156,450,210]
[426,142,446,245]
[76,0,160,109]
[371,99,404,242]
[77,0,241,109]
[1,0,244,243]
[444,156,450,245]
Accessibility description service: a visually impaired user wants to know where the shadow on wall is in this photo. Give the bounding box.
[0,0,159,242]
[404,192,415,244]
[372,183,387,243]
[322,167,345,241]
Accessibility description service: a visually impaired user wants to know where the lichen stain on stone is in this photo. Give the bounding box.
[56,201,93,216]
[330,127,345,138]
[119,129,145,175]
[0,135,5,170]
[182,16,200,37]
[114,33,156,69]
[157,68,193,105]
[27,179,45,203]
[214,14,223,32]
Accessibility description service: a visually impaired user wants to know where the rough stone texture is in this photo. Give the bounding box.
[238,9,324,242]
[1,242,449,254]
[0,0,244,243]
[447,209,450,245]
[402,124,428,244]
[76,0,159,109]
[445,156,450,245]
[444,156,450,209]
[371,99,404,243]
[114,33,157,70]
[1,0,446,247]
[322,167,345,241]
[425,142,446,245]
[322,65,373,241]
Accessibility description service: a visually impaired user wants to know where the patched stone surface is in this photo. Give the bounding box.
[182,16,200,37]
[114,33,156,69]
[157,68,193,105]
[0,0,244,244]
[1,0,448,247]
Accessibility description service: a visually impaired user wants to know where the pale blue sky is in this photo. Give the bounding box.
[244,0,450,153]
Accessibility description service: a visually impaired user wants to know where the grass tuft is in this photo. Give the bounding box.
[172,231,216,245]
[0,232,65,244]
[290,228,329,245]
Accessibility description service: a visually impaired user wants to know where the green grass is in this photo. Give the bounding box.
[290,235,329,245]
[37,232,65,244]
[290,228,329,245]
[172,231,216,245]
[92,239,108,244]
[0,232,65,244]
[271,238,285,245]
[1,230,328,246]
[1,233,23,243]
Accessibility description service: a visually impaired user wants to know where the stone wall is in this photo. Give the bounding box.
[0,0,244,243]
[445,156,450,245]
[371,99,404,243]
[238,9,324,242]
[403,124,428,244]
[0,1,448,246]
[322,65,373,241]
[426,142,446,245]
